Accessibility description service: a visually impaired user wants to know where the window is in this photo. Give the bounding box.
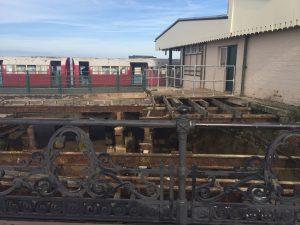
[40,66,48,73]
[219,47,227,66]
[92,66,99,74]
[120,66,127,75]
[186,46,190,54]
[192,45,197,53]
[16,65,26,73]
[6,65,13,73]
[101,66,110,74]
[27,65,36,73]
[111,66,119,75]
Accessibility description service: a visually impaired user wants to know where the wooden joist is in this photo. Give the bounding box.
[162,96,174,118]
[211,98,243,118]
[187,99,208,116]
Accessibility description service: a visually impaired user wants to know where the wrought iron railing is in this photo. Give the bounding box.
[0,106,299,224]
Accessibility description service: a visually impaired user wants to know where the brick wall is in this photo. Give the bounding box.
[245,28,300,105]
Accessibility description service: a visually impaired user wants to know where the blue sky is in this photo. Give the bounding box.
[0,0,228,58]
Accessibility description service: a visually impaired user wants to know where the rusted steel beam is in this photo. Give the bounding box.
[169,98,183,107]
[162,96,174,118]
[211,98,243,118]
[0,118,177,128]
[1,152,299,170]
[196,99,209,108]
[187,99,208,116]
[0,105,145,113]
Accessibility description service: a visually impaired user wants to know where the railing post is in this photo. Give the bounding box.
[88,72,92,93]
[142,69,147,91]
[173,66,176,88]
[116,71,120,92]
[57,71,62,94]
[157,67,160,90]
[176,105,190,225]
[165,64,168,89]
[26,70,31,94]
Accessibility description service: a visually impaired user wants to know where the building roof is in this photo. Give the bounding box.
[155,0,300,50]
[155,15,228,41]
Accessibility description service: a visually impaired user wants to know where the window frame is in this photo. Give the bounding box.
[219,47,228,66]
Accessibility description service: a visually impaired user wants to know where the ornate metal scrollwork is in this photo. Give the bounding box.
[190,129,300,224]
[0,126,163,200]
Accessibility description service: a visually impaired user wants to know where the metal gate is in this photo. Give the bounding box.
[0,106,299,225]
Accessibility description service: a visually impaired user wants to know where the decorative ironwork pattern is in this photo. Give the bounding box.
[0,116,299,225]
[189,129,300,225]
[0,126,176,222]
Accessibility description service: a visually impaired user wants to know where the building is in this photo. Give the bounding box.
[155,0,300,106]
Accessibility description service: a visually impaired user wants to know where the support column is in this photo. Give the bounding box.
[139,128,152,153]
[115,112,126,153]
[176,105,190,225]
[27,125,36,150]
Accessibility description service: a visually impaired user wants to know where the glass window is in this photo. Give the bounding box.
[101,66,110,74]
[16,65,26,73]
[120,66,127,75]
[27,65,36,73]
[111,66,119,75]
[134,67,142,75]
[92,66,99,74]
[186,46,190,54]
[41,66,48,73]
[192,45,197,53]
[219,47,227,66]
[6,65,13,73]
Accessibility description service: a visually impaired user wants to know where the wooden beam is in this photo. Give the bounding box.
[196,99,209,108]
[162,96,174,118]
[169,98,182,108]
[187,99,208,116]
[211,98,243,118]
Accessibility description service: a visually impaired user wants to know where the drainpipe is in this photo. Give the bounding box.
[241,35,249,96]
[202,43,207,88]
[168,49,173,65]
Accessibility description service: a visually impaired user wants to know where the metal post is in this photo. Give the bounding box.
[157,67,160,90]
[142,69,147,91]
[232,65,236,96]
[176,105,190,225]
[116,71,120,92]
[57,70,62,94]
[173,66,176,88]
[165,64,168,89]
[88,71,92,93]
[26,70,31,94]
[193,65,196,97]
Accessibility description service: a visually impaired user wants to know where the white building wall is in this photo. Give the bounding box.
[204,38,245,94]
[245,28,300,106]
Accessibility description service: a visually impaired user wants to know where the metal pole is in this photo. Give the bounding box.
[232,65,236,96]
[0,117,177,128]
[165,64,168,89]
[157,67,160,90]
[176,105,190,225]
[173,66,176,89]
[193,65,196,97]
[26,70,31,94]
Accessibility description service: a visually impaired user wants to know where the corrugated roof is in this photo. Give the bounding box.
[155,0,300,50]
